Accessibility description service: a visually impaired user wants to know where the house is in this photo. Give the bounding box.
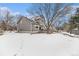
[17,16,40,32]
[33,16,46,32]
[69,8,79,35]
[17,16,46,33]
[70,28,79,35]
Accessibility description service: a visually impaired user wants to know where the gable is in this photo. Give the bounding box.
[20,17,31,25]
[17,16,32,24]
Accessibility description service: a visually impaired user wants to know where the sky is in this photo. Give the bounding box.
[0,3,33,16]
[0,3,79,16]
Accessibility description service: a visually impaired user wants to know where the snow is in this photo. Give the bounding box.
[0,32,79,56]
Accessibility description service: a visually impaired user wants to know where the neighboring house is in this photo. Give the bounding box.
[70,28,79,35]
[69,8,79,35]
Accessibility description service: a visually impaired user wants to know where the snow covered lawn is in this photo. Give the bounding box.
[0,32,79,56]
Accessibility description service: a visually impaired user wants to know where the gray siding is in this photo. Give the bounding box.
[32,25,39,31]
[17,17,32,31]
[17,17,39,32]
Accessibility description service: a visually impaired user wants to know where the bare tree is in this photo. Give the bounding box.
[0,8,15,31]
[5,11,13,30]
[27,3,72,33]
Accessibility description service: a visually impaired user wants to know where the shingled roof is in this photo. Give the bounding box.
[17,16,34,24]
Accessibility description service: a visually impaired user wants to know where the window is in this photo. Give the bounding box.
[36,26,38,28]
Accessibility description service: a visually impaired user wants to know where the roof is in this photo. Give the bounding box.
[17,16,45,25]
[17,16,33,24]
[31,16,44,21]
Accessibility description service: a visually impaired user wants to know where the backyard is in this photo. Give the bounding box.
[0,3,79,56]
[0,32,79,56]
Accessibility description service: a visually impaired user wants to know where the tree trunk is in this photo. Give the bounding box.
[47,26,53,34]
